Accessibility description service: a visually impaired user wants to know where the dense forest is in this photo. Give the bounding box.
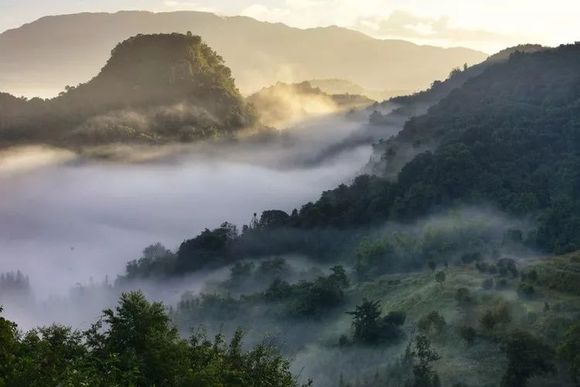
[109,43,580,386]
[125,43,580,280]
[0,33,256,147]
[0,292,304,387]
[5,32,580,386]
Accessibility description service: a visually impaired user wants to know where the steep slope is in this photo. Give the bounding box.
[0,11,487,98]
[232,43,580,255]
[0,33,256,146]
[365,44,546,177]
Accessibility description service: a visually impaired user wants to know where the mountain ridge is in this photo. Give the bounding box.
[0,10,487,98]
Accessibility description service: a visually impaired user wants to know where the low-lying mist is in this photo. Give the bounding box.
[0,109,390,328]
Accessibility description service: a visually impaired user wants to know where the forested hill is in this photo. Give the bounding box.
[0,33,256,146]
[303,43,580,253]
[366,44,546,177]
[0,11,487,98]
[248,81,373,127]
[124,43,580,281]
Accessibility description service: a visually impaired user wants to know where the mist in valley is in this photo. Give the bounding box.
[0,107,386,329]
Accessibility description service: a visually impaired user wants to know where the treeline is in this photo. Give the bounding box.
[244,43,580,255]
[0,292,303,387]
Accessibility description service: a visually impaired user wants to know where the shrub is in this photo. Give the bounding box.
[518,283,535,298]
[458,326,476,347]
[418,311,446,336]
[455,288,473,305]
[482,278,494,290]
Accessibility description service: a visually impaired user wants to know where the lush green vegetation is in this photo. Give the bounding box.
[256,44,580,255]
[0,292,302,387]
[124,44,580,282]
[0,33,256,146]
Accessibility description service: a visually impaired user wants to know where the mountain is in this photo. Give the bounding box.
[290,43,580,253]
[365,44,547,177]
[247,81,373,127]
[306,79,397,101]
[0,33,256,147]
[0,11,487,98]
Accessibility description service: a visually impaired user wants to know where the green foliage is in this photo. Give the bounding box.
[559,322,580,385]
[0,306,19,386]
[458,326,476,347]
[417,312,446,336]
[406,335,441,387]
[347,299,406,345]
[517,283,536,298]
[124,243,176,280]
[434,271,446,286]
[0,33,256,146]
[176,222,239,272]
[0,293,300,387]
[263,266,349,317]
[479,302,512,332]
[355,237,395,279]
[500,330,555,387]
[233,44,580,259]
[455,288,473,305]
[482,278,494,290]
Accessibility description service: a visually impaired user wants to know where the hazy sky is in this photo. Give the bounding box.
[0,0,579,53]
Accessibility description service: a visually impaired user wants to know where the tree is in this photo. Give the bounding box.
[428,260,437,272]
[455,288,472,305]
[559,322,580,386]
[347,299,405,345]
[418,311,446,336]
[407,335,441,387]
[11,325,97,386]
[435,271,446,286]
[0,293,302,387]
[458,326,476,347]
[86,291,191,386]
[500,330,555,387]
[0,306,19,385]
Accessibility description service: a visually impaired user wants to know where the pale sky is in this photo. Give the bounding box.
[1,0,580,52]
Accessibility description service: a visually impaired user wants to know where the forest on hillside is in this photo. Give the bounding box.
[3,21,580,387]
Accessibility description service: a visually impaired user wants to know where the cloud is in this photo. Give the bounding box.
[163,0,215,12]
[360,10,510,45]
[241,4,290,22]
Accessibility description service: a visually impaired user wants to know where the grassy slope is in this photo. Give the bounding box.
[351,253,580,386]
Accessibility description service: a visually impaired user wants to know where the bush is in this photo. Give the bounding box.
[458,326,476,347]
[495,278,509,290]
[347,299,406,345]
[500,330,555,387]
[482,278,494,290]
[475,262,490,273]
[455,288,473,305]
[479,302,512,331]
[461,252,482,265]
[418,311,446,336]
[518,283,536,298]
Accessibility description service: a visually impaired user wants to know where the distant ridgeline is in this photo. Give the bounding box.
[0,33,256,146]
[124,43,580,280]
[247,81,373,127]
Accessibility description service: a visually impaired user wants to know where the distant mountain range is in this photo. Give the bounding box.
[0,11,487,98]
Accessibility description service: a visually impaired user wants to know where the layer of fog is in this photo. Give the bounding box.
[166,206,538,387]
[0,107,408,328]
